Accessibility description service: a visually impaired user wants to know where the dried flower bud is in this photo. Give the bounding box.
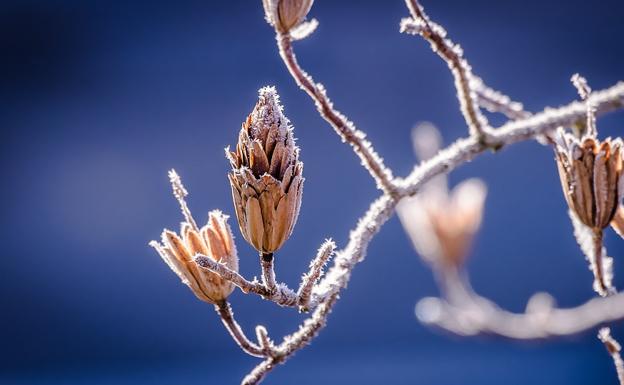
[398,124,487,269]
[554,127,623,230]
[150,210,239,304]
[262,0,313,34]
[398,178,487,269]
[227,86,304,254]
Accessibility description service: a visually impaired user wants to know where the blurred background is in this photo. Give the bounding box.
[2,0,624,384]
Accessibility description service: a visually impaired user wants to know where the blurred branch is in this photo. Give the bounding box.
[416,268,624,339]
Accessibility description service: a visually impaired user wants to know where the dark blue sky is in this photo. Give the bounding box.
[1,0,624,384]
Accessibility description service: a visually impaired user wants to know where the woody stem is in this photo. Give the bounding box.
[592,228,608,297]
[261,252,278,294]
[215,300,265,357]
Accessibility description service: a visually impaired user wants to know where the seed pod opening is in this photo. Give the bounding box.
[554,128,623,230]
[227,86,304,254]
[150,210,239,304]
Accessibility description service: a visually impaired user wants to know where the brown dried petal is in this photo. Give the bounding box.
[250,140,270,177]
[259,191,276,251]
[593,148,611,228]
[184,228,209,257]
[246,197,265,251]
[278,0,313,32]
[269,140,285,178]
[572,156,595,227]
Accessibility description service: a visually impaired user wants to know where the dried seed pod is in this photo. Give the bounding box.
[262,0,313,34]
[227,86,304,254]
[397,123,487,269]
[398,178,487,269]
[150,210,239,304]
[554,127,623,230]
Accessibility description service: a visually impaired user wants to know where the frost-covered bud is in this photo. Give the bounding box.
[150,210,239,304]
[227,86,304,255]
[262,0,313,34]
[554,127,623,230]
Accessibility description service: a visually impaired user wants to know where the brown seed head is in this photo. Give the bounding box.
[227,86,304,254]
[262,0,313,34]
[150,210,239,304]
[398,178,487,269]
[554,128,623,229]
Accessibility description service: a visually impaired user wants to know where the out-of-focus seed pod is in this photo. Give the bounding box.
[554,127,623,230]
[398,178,487,269]
[262,0,313,34]
[150,210,239,304]
[227,86,304,254]
[397,123,487,269]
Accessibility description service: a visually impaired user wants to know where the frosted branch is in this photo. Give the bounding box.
[168,169,199,232]
[599,328,624,385]
[401,0,491,138]
[416,269,624,339]
[570,211,615,297]
[396,81,624,195]
[215,301,265,357]
[195,255,298,307]
[472,76,531,120]
[260,253,278,295]
[275,33,398,197]
[297,239,336,311]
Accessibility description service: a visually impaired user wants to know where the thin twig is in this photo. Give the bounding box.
[599,328,624,385]
[592,228,609,297]
[297,239,336,311]
[416,270,624,339]
[168,169,199,232]
[196,254,298,307]
[242,358,276,385]
[243,294,339,385]
[260,253,278,295]
[472,76,531,120]
[275,33,398,197]
[401,0,491,139]
[215,301,265,357]
[195,255,269,295]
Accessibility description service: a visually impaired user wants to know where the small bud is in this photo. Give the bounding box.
[554,127,623,230]
[151,210,239,305]
[227,86,304,254]
[262,0,313,34]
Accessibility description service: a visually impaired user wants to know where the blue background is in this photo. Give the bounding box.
[2,0,624,384]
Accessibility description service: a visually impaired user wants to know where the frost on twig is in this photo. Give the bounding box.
[471,76,531,121]
[168,169,199,232]
[416,268,624,339]
[275,34,398,197]
[195,254,298,307]
[401,0,491,139]
[215,301,265,357]
[297,239,335,311]
[569,211,615,297]
[599,328,624,385]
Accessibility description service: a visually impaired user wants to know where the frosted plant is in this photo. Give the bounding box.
[149,0,624,384]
